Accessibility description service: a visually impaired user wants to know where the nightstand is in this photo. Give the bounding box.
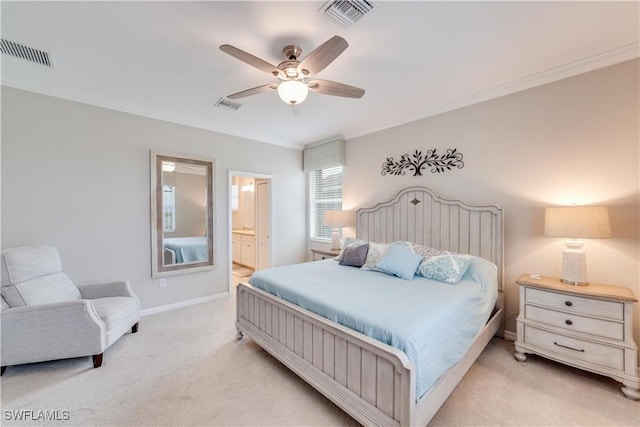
[310,248,340,261]
[515,274,639,400]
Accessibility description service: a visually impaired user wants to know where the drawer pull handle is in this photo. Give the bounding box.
[565,301,573,307]
[565,320,573,325]
[554,341,584,352]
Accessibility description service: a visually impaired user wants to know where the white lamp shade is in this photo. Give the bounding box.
[544,206,611,239]
[277,80,308,105]
[324,210,353,227]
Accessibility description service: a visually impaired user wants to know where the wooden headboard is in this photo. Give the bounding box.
[356,186,504,290]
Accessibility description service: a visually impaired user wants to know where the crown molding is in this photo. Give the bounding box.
[0,79,300,149]
[342,42,640,142]
[4,42,638,149]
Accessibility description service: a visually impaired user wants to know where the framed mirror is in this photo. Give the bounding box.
[151,151,215,278]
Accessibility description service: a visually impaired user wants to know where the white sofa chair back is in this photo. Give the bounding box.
[1,246,81,307]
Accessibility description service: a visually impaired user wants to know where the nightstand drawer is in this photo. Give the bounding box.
[525,305,623,341]
[524,325,624,371]
[526,287,623,320]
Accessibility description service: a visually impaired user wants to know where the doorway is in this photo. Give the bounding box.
[229,171,272,291]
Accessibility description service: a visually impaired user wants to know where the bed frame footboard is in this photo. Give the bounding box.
[236,283,416,427]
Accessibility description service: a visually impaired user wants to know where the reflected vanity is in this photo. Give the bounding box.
[150,151,215,277]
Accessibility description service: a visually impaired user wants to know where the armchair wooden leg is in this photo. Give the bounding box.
[92,353,103,368]
[131,322,139,333]
[1,366,6,376]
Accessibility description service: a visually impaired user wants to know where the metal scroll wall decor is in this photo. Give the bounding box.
[381,148,464,176]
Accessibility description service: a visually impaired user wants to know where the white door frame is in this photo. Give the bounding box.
[228,170,274,293]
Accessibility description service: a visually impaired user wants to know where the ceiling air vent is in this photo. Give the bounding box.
[214,97,242,111]
[320,0,376,27]
[0,39,52,67]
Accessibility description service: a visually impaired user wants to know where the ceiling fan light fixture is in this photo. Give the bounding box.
[277,80,308,105]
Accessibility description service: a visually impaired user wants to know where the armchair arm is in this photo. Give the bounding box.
[1,301,106,367]
[77,280,136,300]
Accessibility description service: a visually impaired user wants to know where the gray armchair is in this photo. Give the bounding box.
[0,245,139,375]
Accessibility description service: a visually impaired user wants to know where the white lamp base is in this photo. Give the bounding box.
[561,240,588,285]
[330,228,341,250]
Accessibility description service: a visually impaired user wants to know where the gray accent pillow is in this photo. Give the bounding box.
[339,244,369,268]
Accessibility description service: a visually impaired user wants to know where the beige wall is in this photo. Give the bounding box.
[1,87,307,310]
[169,172,206,238]
[343,59,639,345]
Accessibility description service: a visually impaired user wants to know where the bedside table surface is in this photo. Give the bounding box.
[516,274,638,303]
[311,248,340,256]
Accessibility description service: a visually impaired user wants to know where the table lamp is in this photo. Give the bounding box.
[324,210,352,250]
[544,206,611,285]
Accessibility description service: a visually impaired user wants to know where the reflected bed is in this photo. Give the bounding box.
[163,237,207,264]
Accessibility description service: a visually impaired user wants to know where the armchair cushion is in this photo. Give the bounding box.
[77,281,137,300]
[1,246,81,307]
[77,281,140,346]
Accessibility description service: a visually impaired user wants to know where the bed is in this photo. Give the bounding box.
[163,236,207,264]
[236,186,504,426]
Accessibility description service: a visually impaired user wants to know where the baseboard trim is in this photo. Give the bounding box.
[140,293,230,317]
[503,330,517,342]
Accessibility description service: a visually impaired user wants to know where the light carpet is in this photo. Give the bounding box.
[1,293,638,426]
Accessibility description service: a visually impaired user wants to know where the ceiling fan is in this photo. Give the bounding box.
[219,35,365,106]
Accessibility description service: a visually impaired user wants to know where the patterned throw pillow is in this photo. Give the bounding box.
[392,240,414,251]
[416,251,474,284]
[360,242,390,272]
[410,243,447,260]
[336,237,367,261]
[405,242,474,284]
[339,244,369,268]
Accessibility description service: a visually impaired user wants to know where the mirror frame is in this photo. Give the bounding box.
[150,151,215,278]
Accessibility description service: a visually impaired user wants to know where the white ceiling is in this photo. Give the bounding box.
[2,1,638,149]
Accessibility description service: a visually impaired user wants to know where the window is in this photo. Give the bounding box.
[309,166,343,240]
[163,185,176,232]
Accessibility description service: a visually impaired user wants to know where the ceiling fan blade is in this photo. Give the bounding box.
[307,79,365,99]
[227,84,278,99]
[298,35,348,76]
[220,44,283,77]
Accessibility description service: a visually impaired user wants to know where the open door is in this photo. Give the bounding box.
[229,171,273,291]
[256,179,271,270]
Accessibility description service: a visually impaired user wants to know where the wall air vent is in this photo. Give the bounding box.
[320,0,376,27]
[0,39,52,67]
[214,97,242,111]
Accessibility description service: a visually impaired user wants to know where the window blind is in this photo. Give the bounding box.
[163,185,176,232]
[310,166,343,240]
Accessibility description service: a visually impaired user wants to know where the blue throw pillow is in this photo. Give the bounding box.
[376,243,423,280]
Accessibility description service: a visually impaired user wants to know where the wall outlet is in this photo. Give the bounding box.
[159,279,167,288]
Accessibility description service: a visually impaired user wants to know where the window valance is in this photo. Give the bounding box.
[303,139,345,172]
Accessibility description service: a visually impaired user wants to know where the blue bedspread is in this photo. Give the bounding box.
[164,237,207,263]
[248,257,497,398]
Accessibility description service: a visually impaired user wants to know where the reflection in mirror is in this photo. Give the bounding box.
[151,151,215,277]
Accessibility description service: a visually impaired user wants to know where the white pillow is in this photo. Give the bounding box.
[360,242,390,272]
